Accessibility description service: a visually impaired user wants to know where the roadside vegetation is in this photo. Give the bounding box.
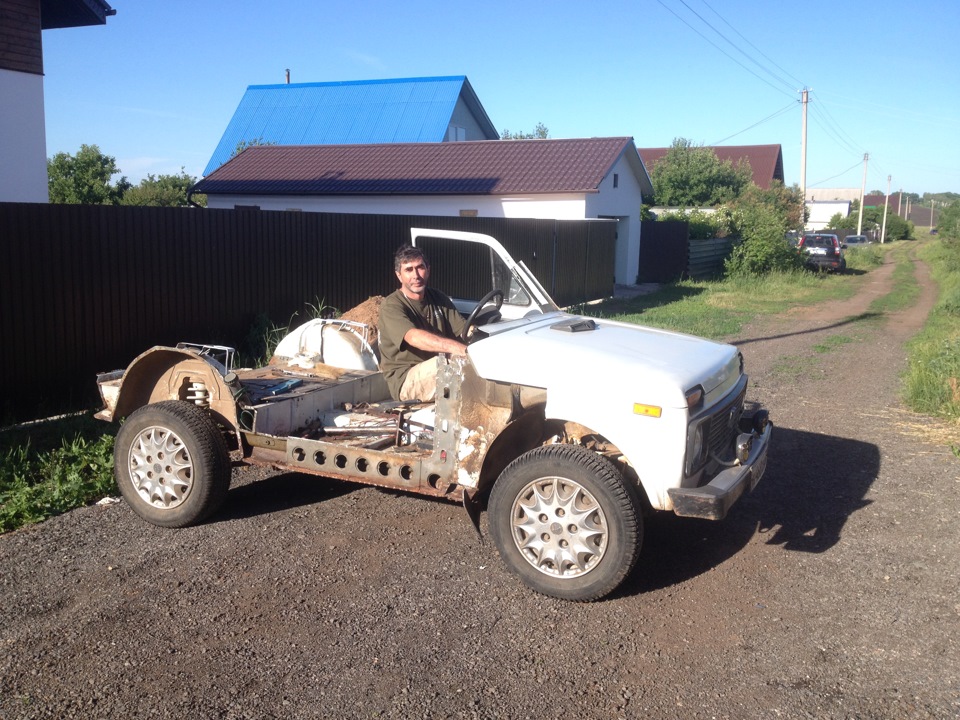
[0,413,116,533]
[902,219,960,425]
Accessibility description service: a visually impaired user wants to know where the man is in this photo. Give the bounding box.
[378,245,468,401]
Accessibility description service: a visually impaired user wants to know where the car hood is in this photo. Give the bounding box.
[467,312,741,409]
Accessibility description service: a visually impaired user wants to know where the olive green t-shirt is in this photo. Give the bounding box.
[378,288,467,400]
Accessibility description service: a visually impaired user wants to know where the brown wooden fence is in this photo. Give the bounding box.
[1,203,615,422]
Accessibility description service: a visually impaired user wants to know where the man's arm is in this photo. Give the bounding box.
[402,328,467,356]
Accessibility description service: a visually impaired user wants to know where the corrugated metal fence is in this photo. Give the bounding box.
[638,220,733,282]
[1,203,615,422]
[687,237,733,280]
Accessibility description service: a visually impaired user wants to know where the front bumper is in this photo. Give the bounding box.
[668,421,772,520]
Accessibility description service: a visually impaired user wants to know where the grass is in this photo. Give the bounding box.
[869,243,920,314]
[0,412,117,533]
[902,238,960,424]
[583,267,864,341]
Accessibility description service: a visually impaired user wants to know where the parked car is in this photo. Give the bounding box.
[798,233,846,272]
[844,235,871,248]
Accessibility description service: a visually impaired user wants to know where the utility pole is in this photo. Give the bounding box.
[799,88,809,204]
[880,175,891,244]
[856,152,868,236]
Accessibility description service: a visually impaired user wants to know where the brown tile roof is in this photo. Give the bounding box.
[636,144,785,189]
[193,137,651,197]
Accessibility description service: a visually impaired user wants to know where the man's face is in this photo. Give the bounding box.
[396,257,430,299]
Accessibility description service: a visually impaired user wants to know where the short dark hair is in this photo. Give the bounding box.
[394,245,429,273]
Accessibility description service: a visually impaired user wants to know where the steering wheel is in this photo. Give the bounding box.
[461,289,504,342]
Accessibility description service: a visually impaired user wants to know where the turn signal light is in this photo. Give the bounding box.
[633,403,662,418]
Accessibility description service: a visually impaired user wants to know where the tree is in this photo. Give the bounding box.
[500,123,549,140]
[725,182,805,276]
[47,144,130,204]
[121,169,204,207]
[937,201,960,240]
[649,138,752,207]
[231,137,277,159]
[827,201,912,241]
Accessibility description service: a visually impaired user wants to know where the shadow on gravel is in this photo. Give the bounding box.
[214,471,361,522]
[731,312,882,346]
[615,426,880,597]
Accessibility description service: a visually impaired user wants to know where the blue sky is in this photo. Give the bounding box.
[42,0,960,195]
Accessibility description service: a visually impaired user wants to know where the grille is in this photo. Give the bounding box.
[704,384,747,461]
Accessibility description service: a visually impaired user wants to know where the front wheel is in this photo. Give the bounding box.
[488,444,643,601]
[114,401,230,528]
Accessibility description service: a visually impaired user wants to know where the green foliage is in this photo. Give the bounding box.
[47,144,131,205]
[844,244,883,271]
[500,123,550,140]
[937,200,960,240]
[0,414,116,533]
[725,183,805,277]
[231,137,278,159]
[650,138,752,207]
[903,239,960,421]
[120,169,205,207]
[655,207,736,240]
[827,200,913,241]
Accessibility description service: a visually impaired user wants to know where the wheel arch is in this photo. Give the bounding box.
[108,347,240,445]
[477,413,653,514]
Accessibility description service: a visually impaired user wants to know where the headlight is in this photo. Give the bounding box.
[685,421,707,476]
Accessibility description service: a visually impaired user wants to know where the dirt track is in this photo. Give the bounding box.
[1,251,958,719]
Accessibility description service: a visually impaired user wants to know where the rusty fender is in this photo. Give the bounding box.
[97,346,241,445]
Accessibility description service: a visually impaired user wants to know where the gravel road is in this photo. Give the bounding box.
[2,252,958,719]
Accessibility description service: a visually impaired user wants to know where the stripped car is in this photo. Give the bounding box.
[96,228,772,601]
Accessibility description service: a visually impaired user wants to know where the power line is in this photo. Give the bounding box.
[675,0,797,93]
[808,159,865,188]
[698,0,806,89]
[653,0,796,99]
[710,101,796,145]
[807,103,862,157]
[811,92,865,155]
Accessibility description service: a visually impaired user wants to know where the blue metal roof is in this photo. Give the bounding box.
[203,76,497,176]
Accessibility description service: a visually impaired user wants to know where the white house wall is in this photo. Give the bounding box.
[806,200,850,232]
[206,193,588,219]
[585,153,644,285]
[0,69,48,203]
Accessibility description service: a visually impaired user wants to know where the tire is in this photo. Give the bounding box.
[488,444,643,601]
[114,401,230,528]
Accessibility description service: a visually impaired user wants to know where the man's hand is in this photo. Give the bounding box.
[403,328,468,356]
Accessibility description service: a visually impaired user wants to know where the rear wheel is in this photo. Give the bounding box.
[488,444,642,601]
[114,401,230,528]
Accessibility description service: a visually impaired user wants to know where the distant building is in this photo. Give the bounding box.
[637,144,785,190]
[0,0,115,202]
[193,137,653,285]
[806,200,850,232]
[204,75,498,176]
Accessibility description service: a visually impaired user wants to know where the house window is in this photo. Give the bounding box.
[448,126,467,142]
[613,173,619,189]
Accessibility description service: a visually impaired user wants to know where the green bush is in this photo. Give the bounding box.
[725,200,803,276]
